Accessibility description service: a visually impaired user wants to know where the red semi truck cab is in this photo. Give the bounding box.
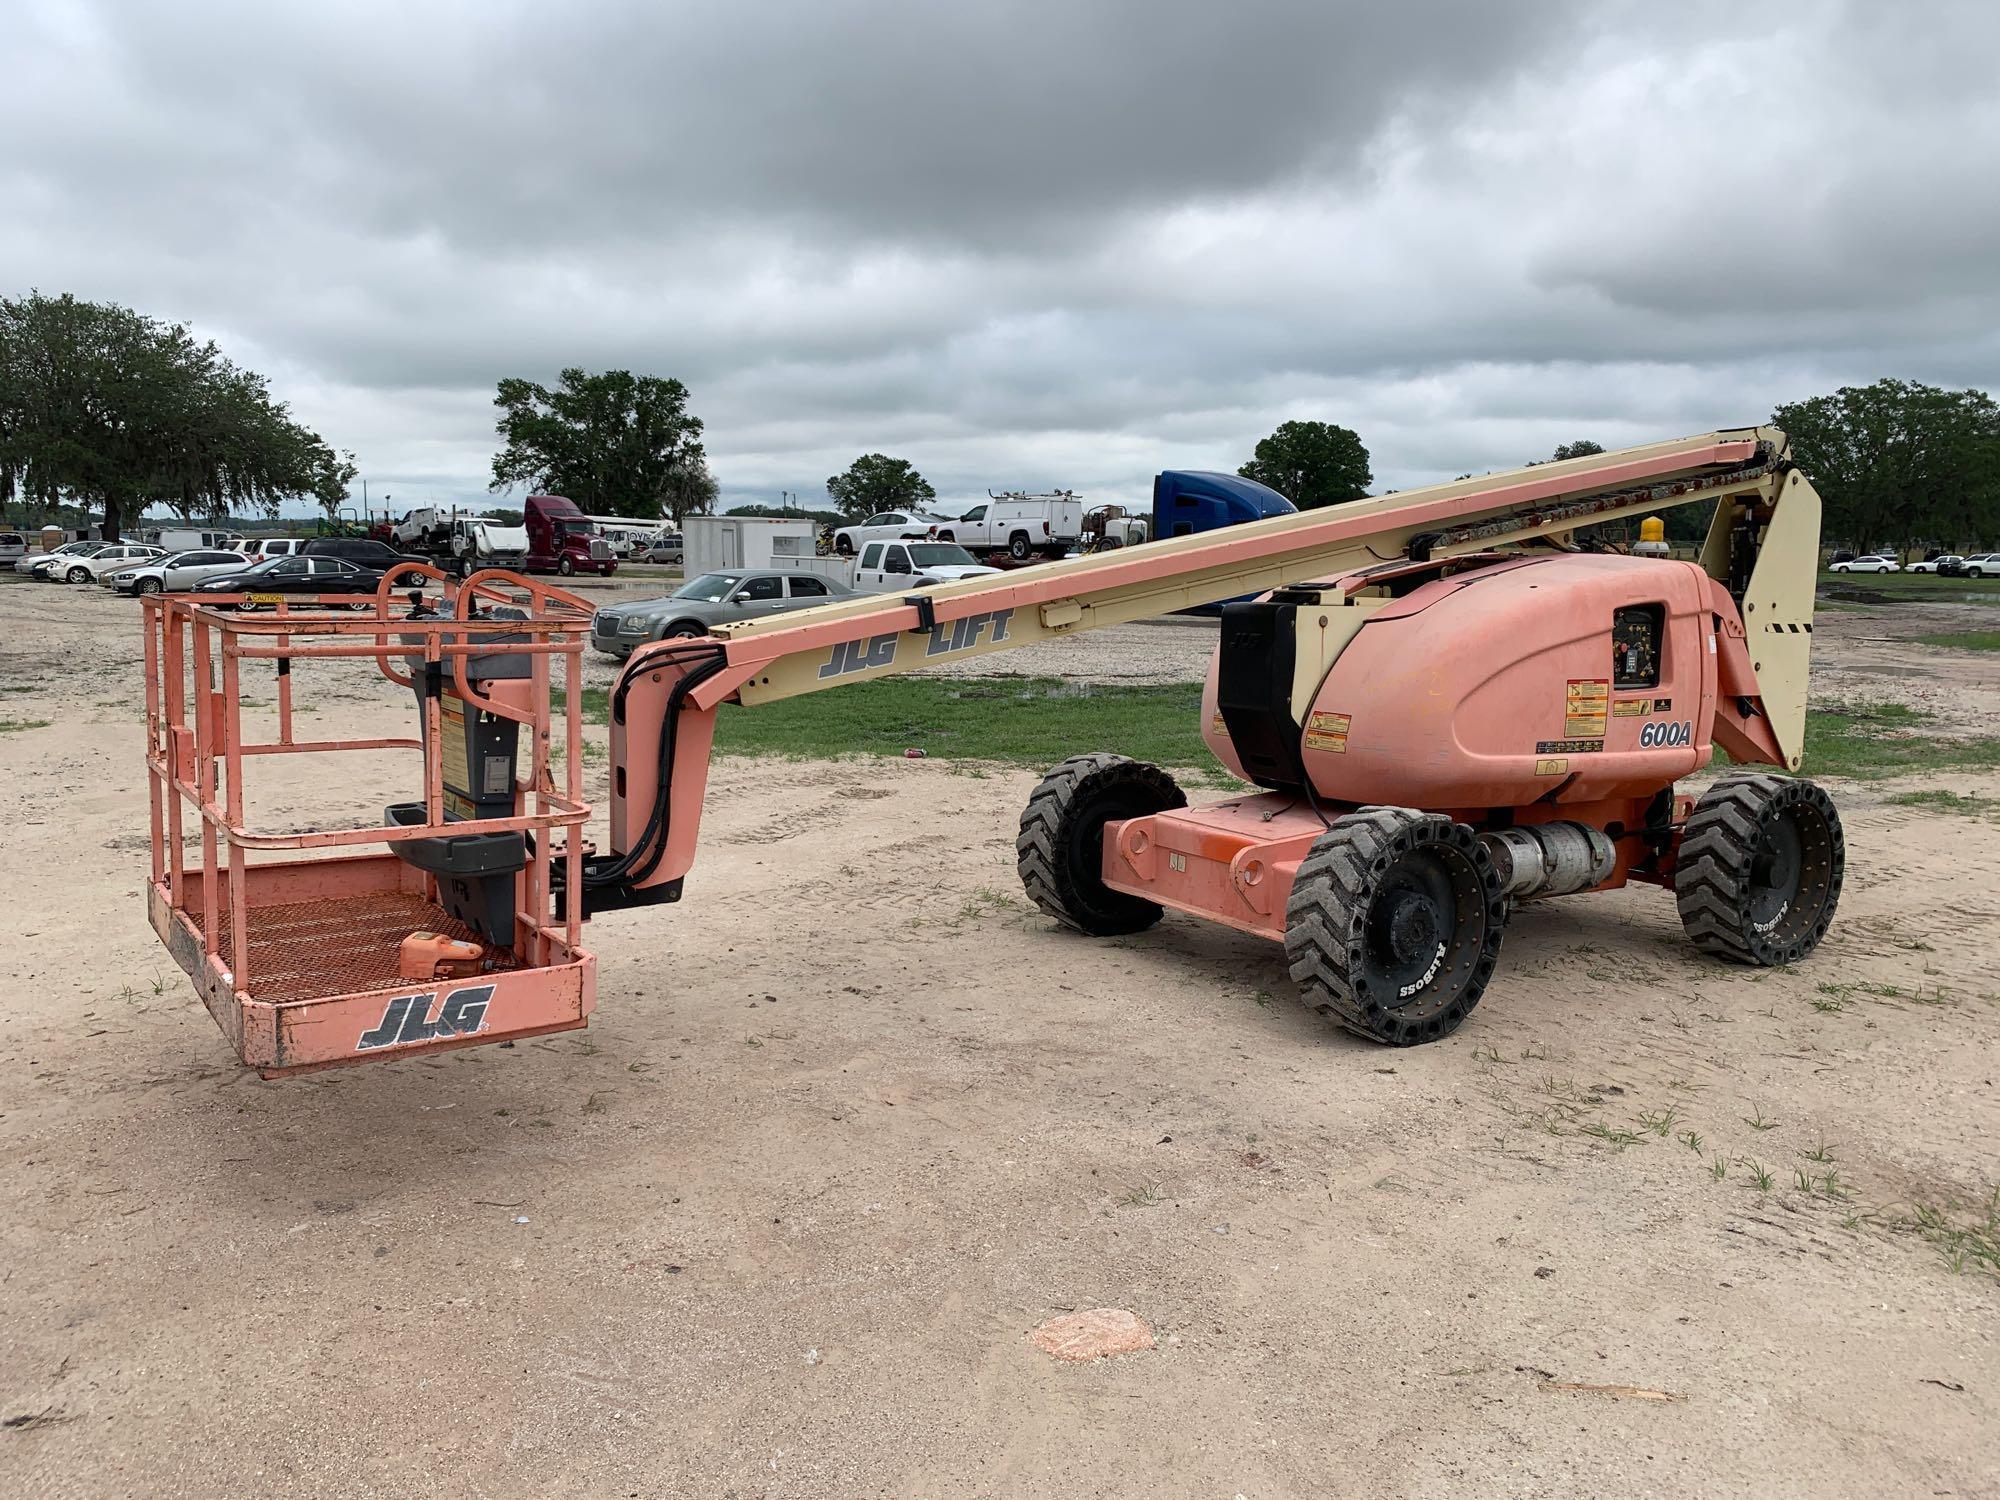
[525,495,617,577]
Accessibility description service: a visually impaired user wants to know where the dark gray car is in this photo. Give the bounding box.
[590,570,854,659]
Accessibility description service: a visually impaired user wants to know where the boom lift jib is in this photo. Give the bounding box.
[146,429,1841,1072]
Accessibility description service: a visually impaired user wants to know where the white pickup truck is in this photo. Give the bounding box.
[933,493,1085,560]
[851,540,1004,592]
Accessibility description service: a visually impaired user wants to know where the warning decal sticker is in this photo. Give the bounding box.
[1564,678,1610,738]
[1613,699,1652,718]
[1304,709,1351,754]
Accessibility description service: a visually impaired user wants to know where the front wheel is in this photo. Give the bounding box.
[66,566,90,584]
[1284,808,1506,1045]
[556,555,575,576]
[137,577,162,595]
[1675,774,1843,966]
[1017,754,1186,935]
[662,622,707,639]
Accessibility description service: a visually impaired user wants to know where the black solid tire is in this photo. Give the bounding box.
[1284,808,1506,1046]
[1017,753,1187,935]
[1008,532,1032,560]
[1674,774,1844,966]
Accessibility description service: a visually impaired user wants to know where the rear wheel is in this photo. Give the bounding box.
[1284,808,1506,1045]
[835,537,855,557]
[1017,754,1186,935]
[1008,532,1032,560]
[1675,775,1843,966]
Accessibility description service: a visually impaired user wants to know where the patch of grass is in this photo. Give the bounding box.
[1799,701,2000,781]
[1742,1158,1776,1193]
[1581,1122,1645,1149]
[1744,1106,1778,1132]
[1119,1181,1164,1208]
[1637,1106,1681,1137]
[565,675,1218,769]
[0,718,52,733]
[1819,572,2000,605]
[1883,1189,2000,1278]
[1914,630,2000,651]
[1888,789,2000,822]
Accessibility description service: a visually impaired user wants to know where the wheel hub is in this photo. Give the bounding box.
[1382,890,1441,964]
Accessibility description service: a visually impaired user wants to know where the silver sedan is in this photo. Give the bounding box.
[590,569,854,659]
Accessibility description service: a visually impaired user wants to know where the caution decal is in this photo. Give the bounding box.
[1564,678,1609,739]
[1304,709,1351,754]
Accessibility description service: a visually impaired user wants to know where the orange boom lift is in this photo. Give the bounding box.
[146,431,1840,1074]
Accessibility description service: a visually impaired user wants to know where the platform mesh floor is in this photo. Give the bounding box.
[189,890,519,1006]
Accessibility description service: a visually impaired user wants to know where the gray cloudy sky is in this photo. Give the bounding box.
[8,0,1996,513]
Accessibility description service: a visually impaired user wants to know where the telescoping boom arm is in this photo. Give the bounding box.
[589,428,1820,912]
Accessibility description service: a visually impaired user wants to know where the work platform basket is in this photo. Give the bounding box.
[143,567,599,1076]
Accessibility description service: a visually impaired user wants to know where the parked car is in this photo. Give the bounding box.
[47,543,166,583]
[298,536,429,584]
[1829,554,1900,574]
[0,531,27,563]
[852,540,1005,592]
[1827,549,1856,566]
[14,540,103,577]
[831,510,943,556]
[187,554,386,606]
[642,532,685,565]
[1909,554,1960,574]
[1963,554,2000,579]
[103,548,264,595]
[590,570,854,658]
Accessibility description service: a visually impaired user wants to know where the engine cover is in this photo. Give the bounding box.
[1203,553,1729,810]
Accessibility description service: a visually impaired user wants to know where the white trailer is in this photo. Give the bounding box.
[685,515,817,573]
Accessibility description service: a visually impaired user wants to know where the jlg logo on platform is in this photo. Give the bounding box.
[357,983,495,1051]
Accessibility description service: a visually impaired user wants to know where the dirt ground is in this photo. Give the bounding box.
[2,574,1997,1499]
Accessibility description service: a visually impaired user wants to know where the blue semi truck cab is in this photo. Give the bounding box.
[1151,470,1295,539]
[1149,470,1297,614]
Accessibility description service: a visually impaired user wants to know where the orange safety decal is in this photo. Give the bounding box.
[1564,678,1609,738]
[1613,698,1652,717]
[1210,711,1226,736]
[1304,709,1351,753]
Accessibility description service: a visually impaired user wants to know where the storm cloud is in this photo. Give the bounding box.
[6,0,1996,509]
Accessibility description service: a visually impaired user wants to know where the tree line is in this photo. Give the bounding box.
[4,292,1993,550]
[0,292,354,538]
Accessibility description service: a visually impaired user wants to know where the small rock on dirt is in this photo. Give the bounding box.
[1031,1308,1156,1363]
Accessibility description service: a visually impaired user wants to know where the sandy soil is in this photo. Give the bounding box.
[1,576,1997,1499]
